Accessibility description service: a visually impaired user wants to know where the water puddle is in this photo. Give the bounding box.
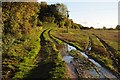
[63,56,74,63]
[89,59,101,67]
[89,68,99,78]
[88,47,91,51]
[67,44,76,51]
[63,43,118,79]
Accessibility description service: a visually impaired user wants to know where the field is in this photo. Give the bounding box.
[51,28,89,51]
[85,30,119,51]
[86,30,120,73]
[51,28,120,78]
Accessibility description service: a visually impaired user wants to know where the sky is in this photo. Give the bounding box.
[37,0,119,28]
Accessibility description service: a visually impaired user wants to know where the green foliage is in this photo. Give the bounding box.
[59,21,65,28]
[42,22,58,28]
[39,2,68,28]
[103,26,106,30]
[71,23,79,29]
[49,62,65,79]
[41,29,66,79]
[2,2,43,79]
[11,29,42,79]
[64,19,71,27]
[50,33,63,44]
[2,2,83,79]
[2,2,40,35]
[37,20,42,26]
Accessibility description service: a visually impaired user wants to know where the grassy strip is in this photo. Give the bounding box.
[49,30,63,44]
[91,35,108,56]
[69,50,84,60]
[42,29,66,79]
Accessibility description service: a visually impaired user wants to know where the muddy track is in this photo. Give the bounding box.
[95,35,116,56]
[85,36,92,53]
[48,30,80,79]
[48,29,58,44]
[49,31,101,79]
[93,34,120,78]
[95,35,117,63]
[40,30,47,46]
[25,29,53,79]
[47,30,119,79]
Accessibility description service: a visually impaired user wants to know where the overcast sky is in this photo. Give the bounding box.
[38,0,119,28]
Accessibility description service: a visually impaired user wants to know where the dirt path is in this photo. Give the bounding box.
[48,30,58,44]
[48,30,79,79]
[25,30,54,79]
[66,63,78,79]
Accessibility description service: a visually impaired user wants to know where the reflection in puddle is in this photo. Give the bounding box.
[63,56,74,63]
[79,51,88,58]
[89,59,101,67]
[89,68,99,78]
[64,44,118,79]
[67,44,76,51]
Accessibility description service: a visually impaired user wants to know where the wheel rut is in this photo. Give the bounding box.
[93,34,120,78]
[25,30,54,79]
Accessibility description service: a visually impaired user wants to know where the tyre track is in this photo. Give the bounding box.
[94,34,120,79]
[25,29,54,79]
[48,30,79,80]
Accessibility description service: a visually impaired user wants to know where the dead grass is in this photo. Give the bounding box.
[51,28,89,51]
[85,30,119,51]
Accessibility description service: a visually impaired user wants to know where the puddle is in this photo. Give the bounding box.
[89,68,99,78]
[66,43,118,79]
[67,44,76,51]
[67,44,101,67]
[89,59,101,67]
[100,67,117,78]
[78,51,88,58]
[63,56,74,63]
[88,47,91,51]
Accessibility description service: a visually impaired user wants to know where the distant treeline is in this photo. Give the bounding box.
[81,25,120,30]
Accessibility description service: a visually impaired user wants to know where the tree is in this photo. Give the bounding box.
[2,2,40,36]
[38,2,68,29]
[116,25,120,30]
[103,26,106,30]
[90,26,94,29]
[56,3,67,16]
[2,2,40,79]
